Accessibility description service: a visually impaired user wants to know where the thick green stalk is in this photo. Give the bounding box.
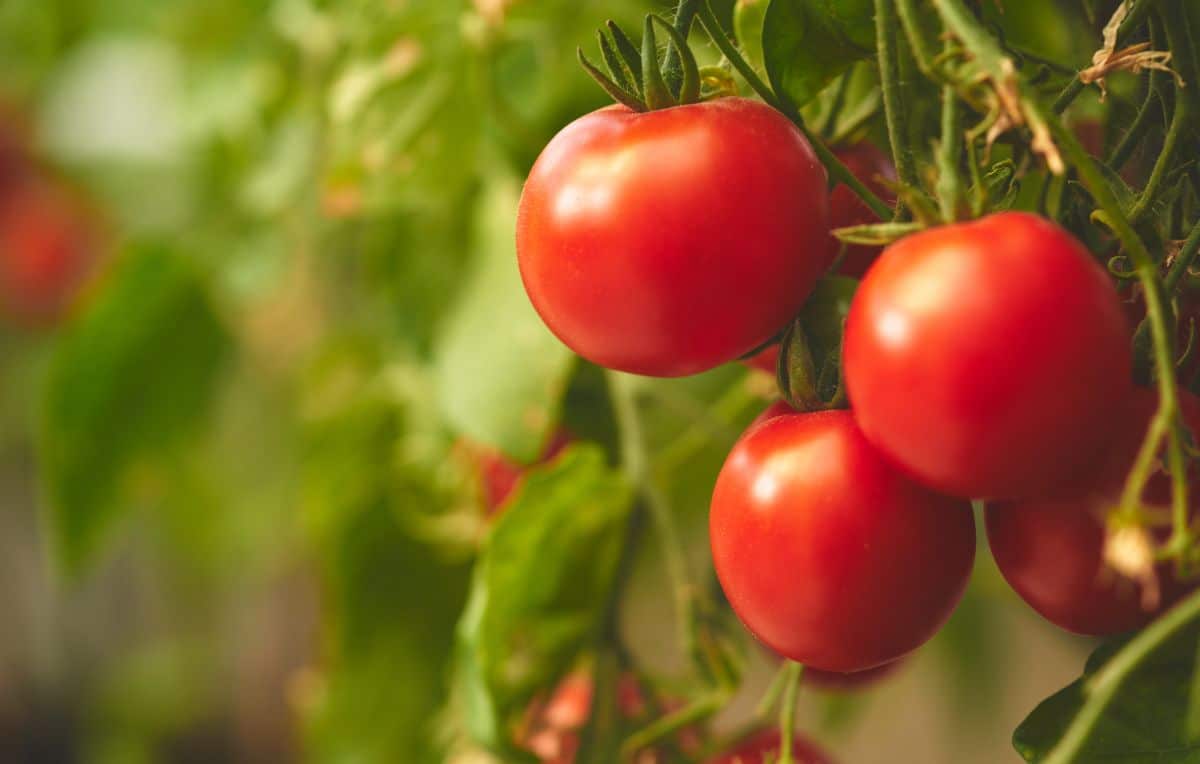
[777,662,804,764]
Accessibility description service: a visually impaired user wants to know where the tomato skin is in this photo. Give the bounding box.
[844,212,1132,499]
[707,728,832,764]
[827,143,896,278]
[986,389,1200,636]
[518,98,830,377]
[710,409,975,672]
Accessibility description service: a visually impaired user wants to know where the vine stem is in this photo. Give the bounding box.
[695,2,892,220]
[874,0,918,211]
[1165,219,1200,294]
[777,661,804,764]
[1040,588,1200,764]
[606,371,696,653]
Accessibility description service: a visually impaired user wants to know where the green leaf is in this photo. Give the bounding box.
[763,0,876,108]
[455,445,633,754]
[1013,625,1200,762]
[734,0,769,74]
[434,176,576,463]
[39,244,230,576]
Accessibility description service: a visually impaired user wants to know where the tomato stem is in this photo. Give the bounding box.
[777,661,804,764]
[619,691,729,759]
[1051,0,1154,115]
[874,0,922,218]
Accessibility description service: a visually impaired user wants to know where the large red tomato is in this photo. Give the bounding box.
[517,98,830,377]
[986,388,1200,636]
[710,409,975,672]
[707,728,832,764]
[844,212,1132,499]
[827,142,896,278]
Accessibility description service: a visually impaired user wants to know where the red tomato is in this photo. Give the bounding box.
[827,143,896,278]
[517,98,830,377]
[986,389,1200,636]
[707,728,832,764]
[844,212,1132,499]
[710,409,975,672]
[0,177,97,326]
[474,429,572,516]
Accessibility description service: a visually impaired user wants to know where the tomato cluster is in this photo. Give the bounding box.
[511,90,1196,756]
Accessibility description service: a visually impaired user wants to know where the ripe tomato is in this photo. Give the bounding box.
[826,143,896,278]
[518,98,830,377]
[707,728,832,764]
[986,388,1200,636]
[472,429,572,516]
[710,409,975,672]
[843,212,1132,499]
[0,177,97,326]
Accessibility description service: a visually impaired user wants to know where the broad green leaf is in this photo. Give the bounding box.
[1013,624,1200,762]
[434,176,576,463]
[40,244,230,576]
[763,0,876,108]
[456,445,633,754]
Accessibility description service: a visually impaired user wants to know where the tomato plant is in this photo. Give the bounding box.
[826,142,896,278]
[710,408,975,672]
[517,97,830,377]
[844,212,1132,499]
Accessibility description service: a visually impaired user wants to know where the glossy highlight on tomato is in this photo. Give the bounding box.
[518,98,830,377]
[986,389,1200,636]
[710,409,976,672]
[844,212,1132,499]
[707,727,833,764]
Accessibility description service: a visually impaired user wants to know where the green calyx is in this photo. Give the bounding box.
[577,14,702,112]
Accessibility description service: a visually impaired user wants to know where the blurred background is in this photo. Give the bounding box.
[0,0,1128,762]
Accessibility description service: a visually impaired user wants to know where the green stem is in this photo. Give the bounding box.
[620,691,729,758]
[755,661,792,718]
[1165,220,1200,294]
[1128,91,1189,225]
[1106,68,1161,171]
[607,372,696,655]
[936,86,963,221]
[695,2,893,220]
[874,0,919,217]
[778,661,804,764]
[1040,588,1200,764]
[1052,0,1155,115]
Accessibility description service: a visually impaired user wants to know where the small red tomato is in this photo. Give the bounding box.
[710,409,975,672]
[517,98,830,377]
[707,728,833,764]
[986,389,1200,636]
[475,429,572,516]
[0,177,98,327]
[844,212,1132,499]
[826,143,896,279]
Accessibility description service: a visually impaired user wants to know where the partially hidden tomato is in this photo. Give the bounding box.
[710,408,976,672]
[518,98,830,377]
[472,429,572,516]
[0,176,98,327]
[707,728,833,764]
[986,388,1200,636]
[826,142,896,278]
[844,212,1132,500]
